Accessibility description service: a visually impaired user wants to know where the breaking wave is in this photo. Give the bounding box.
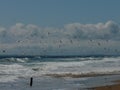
[0,57,29,63]
[0,56,120,82]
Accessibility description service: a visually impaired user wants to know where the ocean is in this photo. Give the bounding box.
[0,56,120,90]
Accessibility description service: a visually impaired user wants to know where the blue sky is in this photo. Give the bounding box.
[0,0,120,55]
[0,0,120,27]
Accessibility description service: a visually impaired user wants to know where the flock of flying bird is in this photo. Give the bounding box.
[1,31,120,55]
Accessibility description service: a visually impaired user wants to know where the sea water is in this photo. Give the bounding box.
[0,56,120,90]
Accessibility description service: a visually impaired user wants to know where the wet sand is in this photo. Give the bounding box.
[91,79,120,90]
[91,84,120,90]
[45,73,120,90]
[0,74,120,90]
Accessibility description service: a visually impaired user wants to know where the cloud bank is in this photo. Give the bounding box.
[0,21,120,55]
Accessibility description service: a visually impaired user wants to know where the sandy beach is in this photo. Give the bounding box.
[90,77,120,90]
[94,84,120,90]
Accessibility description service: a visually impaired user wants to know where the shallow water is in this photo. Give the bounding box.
[1,75,120,90]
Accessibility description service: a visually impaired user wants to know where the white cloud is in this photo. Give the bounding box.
[0,21,120,55]
[64,21,120,40]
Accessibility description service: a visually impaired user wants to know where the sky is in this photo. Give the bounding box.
[0,0,120,56]
[0,0,120,27]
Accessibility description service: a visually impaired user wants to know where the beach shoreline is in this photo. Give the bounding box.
[89,76,120,90]
[91,83,120,90]
[0,74,120,90]
[44,73,120,90]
